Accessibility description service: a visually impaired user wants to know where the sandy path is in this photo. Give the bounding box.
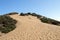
[0,14,60,40]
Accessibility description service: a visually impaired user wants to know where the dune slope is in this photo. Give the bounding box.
[0,14,60,40]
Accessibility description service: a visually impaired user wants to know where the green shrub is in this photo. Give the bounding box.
[20,12,32,16]
[40,16,60,26]
[20,13,25,16]
[24,12,32,16]
[51,20,60,25]
[40,17,48,23]
[20,12,60,26]
[36,15,42,19]
[5,12,18,15]
[27,12,32,15]
[31,13,37,16]
[0,15,17,33]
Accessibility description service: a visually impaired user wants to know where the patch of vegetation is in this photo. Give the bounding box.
[20,13,26,16]
[40,16,60,26]
[5,12,18,15]
[20,12,32,16]
[0,15,17,33]
[20,12,60,26]
[40,17,49,23]
[20,12,42,17]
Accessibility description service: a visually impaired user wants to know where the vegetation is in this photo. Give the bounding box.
[40,16,60,26]
[20,12,60,26]
[0,12,59,34]
[40,17,49,23]
[5,12,18,15]
[20,12,32,16]
[20,13,25,16]
[0,15,17,33]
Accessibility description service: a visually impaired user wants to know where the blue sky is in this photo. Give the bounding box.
[0,0,60,21]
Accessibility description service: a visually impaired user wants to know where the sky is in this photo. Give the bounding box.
[0,0,60,21]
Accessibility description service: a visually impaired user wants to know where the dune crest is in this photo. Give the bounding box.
[0,14,60,40]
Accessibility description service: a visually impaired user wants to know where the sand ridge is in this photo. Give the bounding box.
[0,14,60,40]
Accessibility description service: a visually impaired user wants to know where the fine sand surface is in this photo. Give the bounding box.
[0,14,60,40]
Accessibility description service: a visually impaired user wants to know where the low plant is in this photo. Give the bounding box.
[0,15,17,33]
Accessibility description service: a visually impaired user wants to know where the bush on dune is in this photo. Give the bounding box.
[0,15,17,33]
[5,12,18,15]
[40,17,48,23]
[20,13,25,16]
[40,16,60,26]
[20,12,60,26]
[20,12,32,16]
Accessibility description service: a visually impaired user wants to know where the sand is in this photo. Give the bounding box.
[0,14,60,40]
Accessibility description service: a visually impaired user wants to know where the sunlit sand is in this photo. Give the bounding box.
[0,14,60,40]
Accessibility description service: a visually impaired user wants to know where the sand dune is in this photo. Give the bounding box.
[0,14,60,40]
